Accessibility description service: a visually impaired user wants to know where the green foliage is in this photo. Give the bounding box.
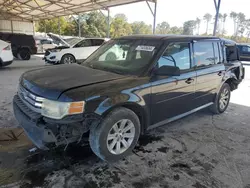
[110,14,132,38]
[131,21,152,34]
[81,11,107,37]
[156,22,170,34]
[37,17,69,34]
[36,11,250,43]
[183,20,196,35]
[169,26,183,34]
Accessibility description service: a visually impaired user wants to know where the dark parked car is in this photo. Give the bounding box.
[237,44,250,61]
[0,32,37,60]
[13,35,244,162]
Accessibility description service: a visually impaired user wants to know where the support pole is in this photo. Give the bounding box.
[146,0,157,34]
[10,20,13,33]
[78,14,81,37]
[107,8,110,38]
[58,17,61,36]
[153,0,157,34]
[32,21,35,36]
[100,8,110,38]
[213,0,221,36]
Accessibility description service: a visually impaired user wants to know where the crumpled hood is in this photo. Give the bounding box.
[21,64,124,100]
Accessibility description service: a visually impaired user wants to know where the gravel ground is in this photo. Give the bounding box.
[0,58,249,188]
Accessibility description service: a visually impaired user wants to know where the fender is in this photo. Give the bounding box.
[84,85,151,133]
[218,65,240,92]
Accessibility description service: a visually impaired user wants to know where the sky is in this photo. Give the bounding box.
[108,0,250,35]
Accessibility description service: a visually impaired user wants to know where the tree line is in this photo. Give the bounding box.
[36,11,250,42]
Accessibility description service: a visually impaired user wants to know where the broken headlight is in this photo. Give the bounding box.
[41,99,85,119]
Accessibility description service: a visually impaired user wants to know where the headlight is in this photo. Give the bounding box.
[41,99,85,119]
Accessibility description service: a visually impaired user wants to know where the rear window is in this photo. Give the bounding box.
[92,39,105,46]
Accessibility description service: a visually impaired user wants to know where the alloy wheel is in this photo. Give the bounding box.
[107,119,135,155]
[219,88,229,110]
[64,56,74,64]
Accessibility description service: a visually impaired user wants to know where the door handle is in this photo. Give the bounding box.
[185,78,194,84]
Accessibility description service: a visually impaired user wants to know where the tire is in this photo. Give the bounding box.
[61,54,76,64]
[18,48,31,60]
[13,52,18,58]
[89,107,140,162]
[210,83,231,114]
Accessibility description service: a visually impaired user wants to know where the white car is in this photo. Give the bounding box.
[0,39,13,67]
[35,38,58,53]
[44,38,109,64]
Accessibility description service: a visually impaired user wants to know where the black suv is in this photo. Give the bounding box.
[237,44,250,61]
[0,32,37,60]
[13,35,244,162]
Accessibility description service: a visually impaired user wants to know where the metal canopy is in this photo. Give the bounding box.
[0,0,154,21]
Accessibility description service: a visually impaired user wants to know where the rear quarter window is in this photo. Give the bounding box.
[92,39,105,46]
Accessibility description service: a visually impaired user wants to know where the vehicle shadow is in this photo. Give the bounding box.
[1,102,250,187]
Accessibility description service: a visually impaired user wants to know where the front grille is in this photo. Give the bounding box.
[18,85,44,113]
[45,50,50,56]
[14,95,42,120]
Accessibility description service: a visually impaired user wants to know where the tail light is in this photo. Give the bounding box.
[3,45,11,51]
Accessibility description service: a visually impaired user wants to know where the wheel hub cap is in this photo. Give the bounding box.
[219,88,229,110]
[107,119,135,155]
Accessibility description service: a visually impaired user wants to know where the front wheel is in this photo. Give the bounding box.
[89,107,140,162]
[210,83,231,114]
[61,54,75,64]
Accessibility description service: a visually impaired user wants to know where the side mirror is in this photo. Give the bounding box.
[154,65,180,76]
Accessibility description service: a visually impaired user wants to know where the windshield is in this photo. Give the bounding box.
[82,39,162,75]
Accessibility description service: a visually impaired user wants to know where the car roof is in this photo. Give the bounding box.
[237,43,250,46]
[117,34,220,41]
[82,38,109,40]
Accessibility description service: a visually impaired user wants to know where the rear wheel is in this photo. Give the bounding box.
[13,52,18,58]
[89,107,140,162]
[210,83,231,114]
[61,54,75,64]
[18,48,31,60]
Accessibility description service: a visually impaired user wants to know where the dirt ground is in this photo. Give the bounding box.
[0,55,45,128]
[0,58,249,188]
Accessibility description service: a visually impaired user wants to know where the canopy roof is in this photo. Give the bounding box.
[0,0,153,21]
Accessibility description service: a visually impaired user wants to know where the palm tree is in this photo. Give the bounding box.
[203,13,212,34]
[230,12,238,36]
[222,13,227,35]
[245,19,250,42]
[196,17,201,35]
[236,13,246,37]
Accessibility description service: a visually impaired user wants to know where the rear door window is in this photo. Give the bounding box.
[92,39,105,46]
[194,41,215,67]
[74,39,92,48]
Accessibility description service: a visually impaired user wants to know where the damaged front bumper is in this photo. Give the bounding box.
[13,95,100,150]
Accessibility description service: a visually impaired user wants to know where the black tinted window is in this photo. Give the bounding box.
[74,39,92,48]
[158,43,191,70]
[241,45,250,52]
[92,39,104,46]
[194,42,215,67]
[41,40,52,44]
